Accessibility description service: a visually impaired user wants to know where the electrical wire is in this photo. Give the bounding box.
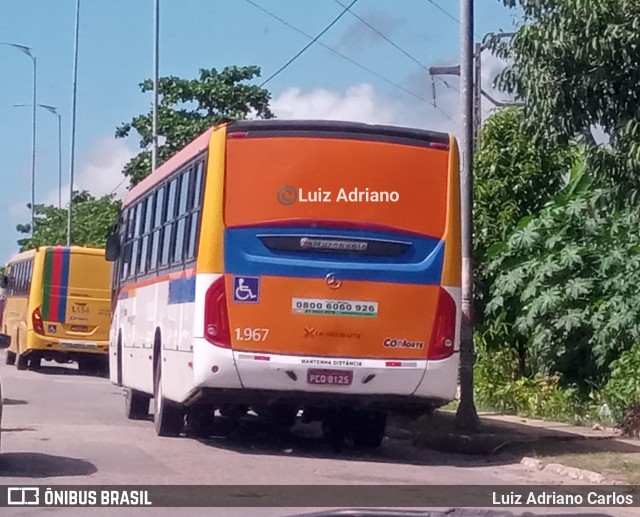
[259,0,360,87]
[245,0,454,121]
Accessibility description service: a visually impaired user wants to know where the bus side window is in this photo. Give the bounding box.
[139,194,154,276]
[17,261,24,295]
[26,259,33,294]
[150,186,165,273]
[173,169,191,264]
[161,178,178,268]
[185,160,204,261]
[122,205,136,280]
[130,200,144,279]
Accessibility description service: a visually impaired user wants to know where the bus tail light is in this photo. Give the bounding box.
[204,276,231,348]
[32,307,45,335]
[427,288,456,360]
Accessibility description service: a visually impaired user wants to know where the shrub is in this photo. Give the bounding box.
[601,345,640,422]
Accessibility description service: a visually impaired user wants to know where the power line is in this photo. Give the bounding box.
[425,0,460,25]
[244,0,432,105]
[333,0,428,72]
[424,0,482,40]
[259,0,359,88]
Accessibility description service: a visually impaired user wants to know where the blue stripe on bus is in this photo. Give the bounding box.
[58,248,70,322]
[224,227,444,285]
[168,276,196,304]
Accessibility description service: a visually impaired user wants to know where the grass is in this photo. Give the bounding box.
[536,451,640,484]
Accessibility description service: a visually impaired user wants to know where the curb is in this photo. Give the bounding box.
[520,457,608,484]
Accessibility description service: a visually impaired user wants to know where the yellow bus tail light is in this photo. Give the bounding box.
[32,307,45,335]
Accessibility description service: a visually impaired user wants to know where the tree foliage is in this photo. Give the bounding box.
[495,0,640,194]
[473,107,575,325]
[474,0,640,407]
[17,192,121,251]
[116,65,274,185]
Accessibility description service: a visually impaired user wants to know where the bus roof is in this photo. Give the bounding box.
[5,248,36,265]
[124,127,214,207]
[226,119,451,148]
[5,246,105,266]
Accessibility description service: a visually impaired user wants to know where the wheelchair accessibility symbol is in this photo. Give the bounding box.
[233,276,260,303]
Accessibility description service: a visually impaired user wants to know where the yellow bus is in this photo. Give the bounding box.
[1,246,112,373]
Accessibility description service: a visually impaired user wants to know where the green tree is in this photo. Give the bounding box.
[17,192,121,251]
[116,65,274,185]
[473,108,575,315]
[496,0,640,195]
[476,0,640,408]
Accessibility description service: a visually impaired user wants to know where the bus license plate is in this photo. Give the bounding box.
[307,369,353,386]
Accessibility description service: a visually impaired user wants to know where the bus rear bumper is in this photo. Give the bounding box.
[25,334,109,359]
[186,387,448,415]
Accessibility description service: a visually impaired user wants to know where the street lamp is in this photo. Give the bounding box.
[15,104,62,209]
[1,42,37,235]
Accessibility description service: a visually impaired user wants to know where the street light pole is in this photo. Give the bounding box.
[1,43,37,235]
[68,0,80,246]
[13,104,63,209]
[39,106,63,209]
[152,0,160,174]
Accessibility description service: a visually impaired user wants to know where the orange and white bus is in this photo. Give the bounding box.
[106,120,461,448]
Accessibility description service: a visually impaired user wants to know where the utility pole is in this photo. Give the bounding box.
[454,0,480,431]
[68,0,80,246]
[429,33,519,149]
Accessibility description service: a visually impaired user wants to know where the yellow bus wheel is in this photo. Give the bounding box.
[5,350,16,366]
[16,353,28,371]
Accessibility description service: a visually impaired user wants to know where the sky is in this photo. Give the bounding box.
[0,0,518,263]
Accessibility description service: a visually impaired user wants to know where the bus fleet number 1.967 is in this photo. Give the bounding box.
[234,328,269,342]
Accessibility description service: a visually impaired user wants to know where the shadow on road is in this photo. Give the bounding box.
[26,365,108,379]
[2,398,28,406]
[186,412,640,471]
[0,452,97,478]
[191,415,509,469]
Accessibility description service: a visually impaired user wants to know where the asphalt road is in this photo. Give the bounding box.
[0,352,634,516]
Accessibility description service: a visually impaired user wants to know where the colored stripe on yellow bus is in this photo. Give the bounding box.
[42,247,70,322]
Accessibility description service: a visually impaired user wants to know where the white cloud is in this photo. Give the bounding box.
[271,82,465,138]
[44,136,135,207]
[272,83,402,125]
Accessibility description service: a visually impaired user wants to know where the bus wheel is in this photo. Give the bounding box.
[351,411,387,450]
[321,413,349,450]
[16,353,28,371]
[125,388,150,420]
[185,406,215,438]
[153,365,184,437]
[5,350,16,366]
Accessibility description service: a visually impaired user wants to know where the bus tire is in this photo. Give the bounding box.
[5,350,16,366]
[185,405,215,438]
[153,364,183,437]
[16,353,28,371]
[351,411,387,450]
[125,388,150,420]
